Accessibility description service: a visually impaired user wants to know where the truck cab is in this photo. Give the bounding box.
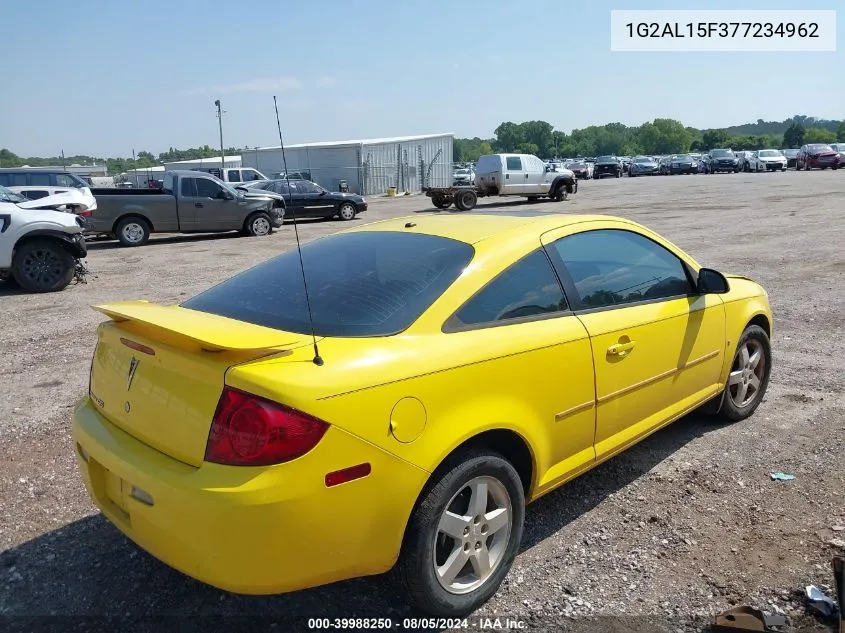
[189,167,268,184]
[475,153,567,196]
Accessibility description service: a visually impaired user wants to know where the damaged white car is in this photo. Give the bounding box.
[0,186,89,292]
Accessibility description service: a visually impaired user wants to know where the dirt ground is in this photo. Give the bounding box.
[1,171,844,632]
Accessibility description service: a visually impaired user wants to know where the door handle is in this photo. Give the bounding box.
[194,202,203,208]
[607,341,636,356]
[505,174,509,179]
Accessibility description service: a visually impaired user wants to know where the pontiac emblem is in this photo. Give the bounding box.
[127,356,140,391]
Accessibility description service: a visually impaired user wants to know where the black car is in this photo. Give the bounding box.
[708,149,740,174]
[593,156,622,179]
[627,156,659,176]
[668,154,697,175]
[240,179,367,221]
[781,149,800,169]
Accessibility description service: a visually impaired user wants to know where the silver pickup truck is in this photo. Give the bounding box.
[90,170,285,246]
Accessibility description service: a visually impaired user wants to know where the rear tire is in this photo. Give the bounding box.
[115,217,150,247]
[432,195,451,209]
[11,239,75,293]
[399,450,525,617]
[454,190,477,211]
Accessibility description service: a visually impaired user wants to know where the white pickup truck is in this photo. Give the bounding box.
[424,153,577,211]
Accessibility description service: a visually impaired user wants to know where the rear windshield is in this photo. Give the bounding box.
[183,232,475,337]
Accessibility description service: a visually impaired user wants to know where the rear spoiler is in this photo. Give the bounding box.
[92,300,305,352]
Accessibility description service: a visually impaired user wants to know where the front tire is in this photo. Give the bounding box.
[399,451,525,617]
[245,212,273,236]
[337,202,357,221]
[717,325,771,422]
[11,239,75,293]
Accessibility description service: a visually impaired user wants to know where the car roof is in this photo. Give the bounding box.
[344,212,635,245]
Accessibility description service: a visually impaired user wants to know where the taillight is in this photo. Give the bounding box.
[78,209,93,218]
[205,388,328,466]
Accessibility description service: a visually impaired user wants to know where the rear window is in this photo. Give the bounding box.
[183,232,475,337]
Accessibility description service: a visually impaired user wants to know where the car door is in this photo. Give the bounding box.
[542,224,726,461]
[523,156,550,195]
[268,180,309,217]
[502,156,525,194]
[295,181,336,217]
[180,177,235,230]
[443,248,596,494]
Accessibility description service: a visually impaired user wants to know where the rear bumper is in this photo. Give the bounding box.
[72,398,427,594]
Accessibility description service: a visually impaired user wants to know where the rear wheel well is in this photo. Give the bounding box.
[437,430,533,497]
[748,314,770,337]
[113,214,153,234]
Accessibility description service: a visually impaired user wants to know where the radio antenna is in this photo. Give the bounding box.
[273,95,323,366]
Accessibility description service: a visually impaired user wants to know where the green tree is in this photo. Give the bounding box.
[493,122,524,152]
[782,122,805,148]
[803,127,836,144]
[837,122,845,142]
[515,142,539,155]
[701,129,730,150]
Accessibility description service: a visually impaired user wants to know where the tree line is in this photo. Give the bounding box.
[454,116,845,162]
[0,145,243,175]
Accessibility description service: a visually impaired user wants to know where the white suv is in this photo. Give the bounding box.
[0,168,97,211]
[0,186,88,292]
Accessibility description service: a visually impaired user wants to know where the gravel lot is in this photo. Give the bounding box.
[1,171,844,632]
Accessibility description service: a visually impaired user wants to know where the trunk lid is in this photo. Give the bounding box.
[88,300,312,467]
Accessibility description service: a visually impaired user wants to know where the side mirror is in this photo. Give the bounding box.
[545,165,550,172]
[319,189,327,196]
[696,268,730,294]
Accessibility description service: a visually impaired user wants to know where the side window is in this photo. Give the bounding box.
[30,173,51,186]
[180,178,198,197]
[506,157,522,171]
[273,181,290,195]
[227,170,242,183]
[55,174,76,187]
[196,178,223,198]
[243,169,262,181]
[548,229,693,310]
[22,190,50,200]
[450,250,567,328]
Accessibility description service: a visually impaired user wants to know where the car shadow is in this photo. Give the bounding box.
[85,232,245,251]
[0,412,719,629]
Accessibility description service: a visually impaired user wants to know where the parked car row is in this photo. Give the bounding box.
[553,144,842,179]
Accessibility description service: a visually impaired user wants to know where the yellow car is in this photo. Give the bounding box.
[73,212,772,615]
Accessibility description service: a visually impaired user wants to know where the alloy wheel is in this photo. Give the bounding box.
[20,247,64,287]
[433,476,512,595]
[727,339,766,408]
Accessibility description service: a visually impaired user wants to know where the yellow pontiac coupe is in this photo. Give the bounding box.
[73,212,772,615]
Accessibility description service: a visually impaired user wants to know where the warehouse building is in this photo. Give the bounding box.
[241,133,453,195]
[164,155,242,170]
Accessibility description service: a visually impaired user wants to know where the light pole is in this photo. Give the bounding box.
[214,100,225,171]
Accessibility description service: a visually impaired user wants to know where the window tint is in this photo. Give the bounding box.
[196,178,223,198]
[227,170,242,182]
[506,157,522,171]
[272,181,290,195]
[183,232,475,337]
[55,174,77,187]
[180,178,197,197]
[243,169,262,181]
[297,181,321,194]
[22,190,50,200]
[452,250,567,327]
[549,229,692,309]
[29,173,51,186]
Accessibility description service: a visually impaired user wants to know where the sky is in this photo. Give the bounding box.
[0,0,842,157]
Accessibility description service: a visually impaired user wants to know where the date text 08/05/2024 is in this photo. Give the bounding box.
[306,618,526,630]
[625,22,820,39]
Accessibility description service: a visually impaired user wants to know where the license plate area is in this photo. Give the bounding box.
[87,458,132,526]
